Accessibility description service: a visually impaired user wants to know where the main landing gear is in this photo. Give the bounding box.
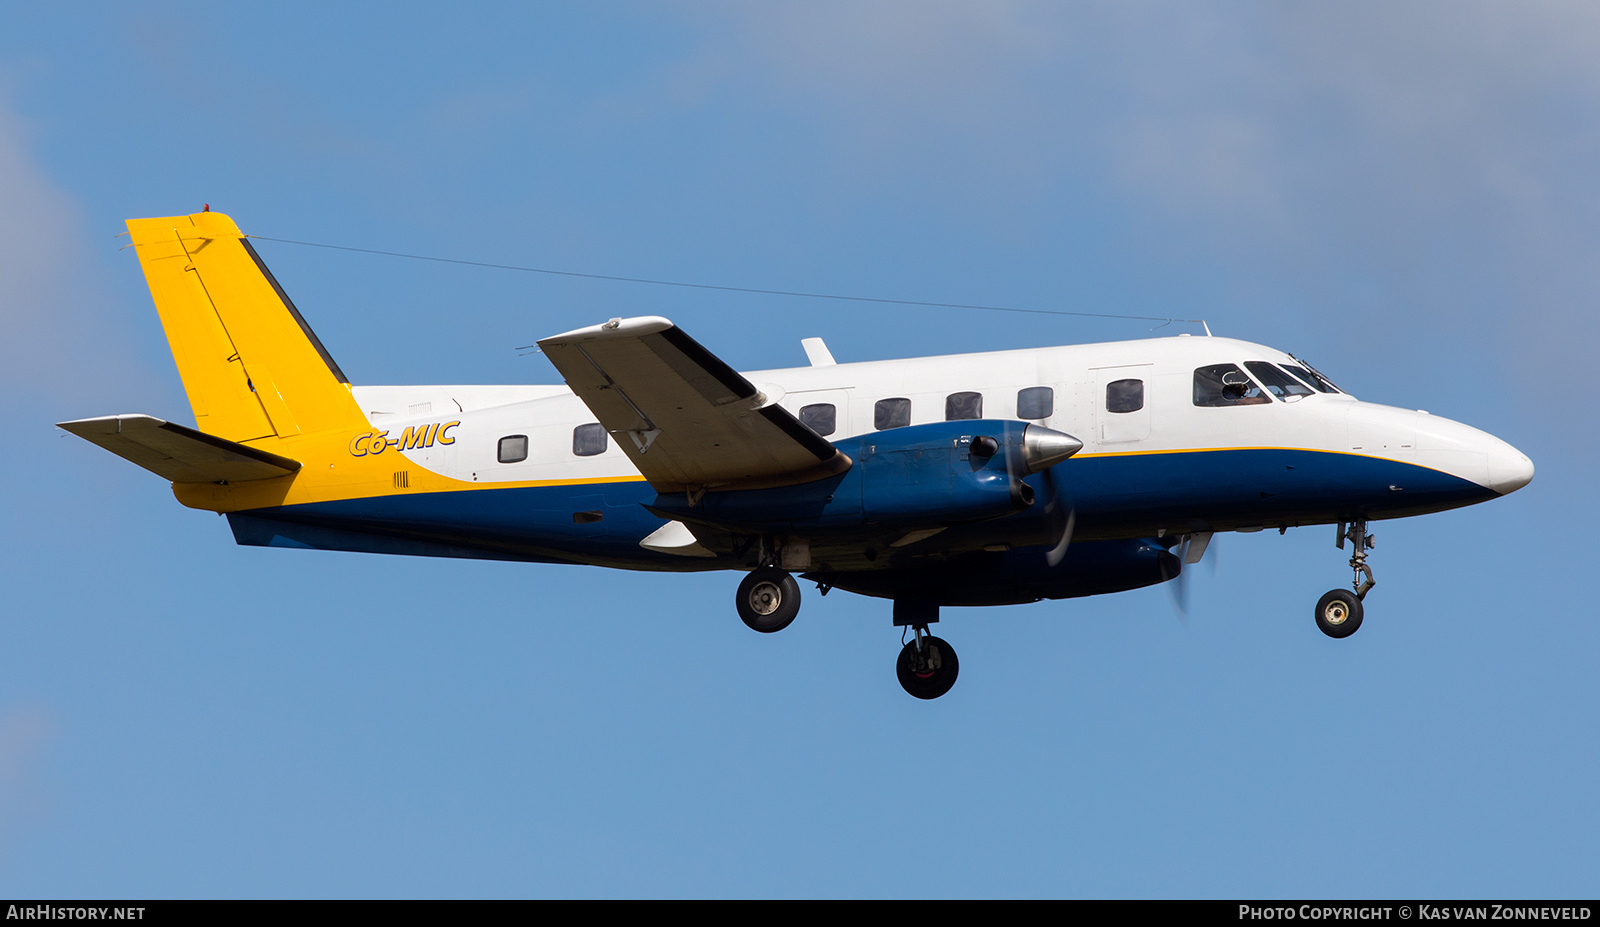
[1316,519,1375,639]
[730,567,961,700]
[897,628,959,700]
[736,566,800,633]
[894,600,958,699]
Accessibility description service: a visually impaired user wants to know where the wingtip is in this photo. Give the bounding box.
[538,315,675,345]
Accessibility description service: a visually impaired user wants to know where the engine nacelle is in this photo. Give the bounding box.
[650,420,1081,534]
[808,538,1181,606]
[859,420,1029,525]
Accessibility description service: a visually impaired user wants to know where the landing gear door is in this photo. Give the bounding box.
[1091,365,1152,445]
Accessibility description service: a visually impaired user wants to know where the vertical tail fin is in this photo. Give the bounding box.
[126,210,367,444]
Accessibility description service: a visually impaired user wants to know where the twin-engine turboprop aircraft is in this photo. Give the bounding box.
[62,211,1534,699]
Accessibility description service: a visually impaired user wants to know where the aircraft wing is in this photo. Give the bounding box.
[537,316,852,493]
[58,414,302,483]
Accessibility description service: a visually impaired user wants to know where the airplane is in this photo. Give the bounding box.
[60,210,1535,699]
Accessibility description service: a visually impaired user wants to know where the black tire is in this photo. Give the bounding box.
[896,635,959,699]
[736,567,800,633]
[1315,589,1364,639]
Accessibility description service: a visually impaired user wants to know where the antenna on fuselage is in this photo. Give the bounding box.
[243,234,1211,331]
[1201,320,1212,336]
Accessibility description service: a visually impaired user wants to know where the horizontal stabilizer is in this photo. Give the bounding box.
[58,414,301,483]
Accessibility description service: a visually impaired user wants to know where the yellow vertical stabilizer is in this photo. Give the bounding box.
[126,210,368,445]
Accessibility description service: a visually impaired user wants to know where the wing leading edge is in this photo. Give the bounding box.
[537,316,852,493]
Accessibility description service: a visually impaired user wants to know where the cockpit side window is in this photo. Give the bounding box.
[1282,361,1342,394]
[1245,362,1313,402]
[1193,364,1271,406]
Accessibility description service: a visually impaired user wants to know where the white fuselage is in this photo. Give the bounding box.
[351,334,1533,501]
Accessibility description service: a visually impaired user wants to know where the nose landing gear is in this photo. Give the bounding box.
[1316,519,1374,639]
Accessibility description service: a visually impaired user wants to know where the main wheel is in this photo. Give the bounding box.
[736,567,800,633]
[896,636,959,699]
[1315,589,1364,639]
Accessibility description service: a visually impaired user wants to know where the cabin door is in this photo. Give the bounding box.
[1091,364,1153,444]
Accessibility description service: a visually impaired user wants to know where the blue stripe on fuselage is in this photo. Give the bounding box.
[1059,448,1493,535]
[228,479,675,569]
[227,448,1493,566]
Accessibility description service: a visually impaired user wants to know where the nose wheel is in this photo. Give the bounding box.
[1316,519,1374,639]
[1315,589,1363,638]
[736,566,800,633]
[896,627,959,699]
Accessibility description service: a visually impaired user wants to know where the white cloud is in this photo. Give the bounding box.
[0,706,53,869]
[676,2,1600,442]
[0,96,86,392]
[0,87,162,417]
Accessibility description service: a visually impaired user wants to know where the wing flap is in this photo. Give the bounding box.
[58,414,302,483]
[538,317,851,492]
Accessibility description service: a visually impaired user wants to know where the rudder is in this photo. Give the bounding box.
[126,210,367,444]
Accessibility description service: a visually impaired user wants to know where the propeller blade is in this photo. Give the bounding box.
[1039,466,1075,567]
[1046,508,1075,567]
[1170,535,1191,618]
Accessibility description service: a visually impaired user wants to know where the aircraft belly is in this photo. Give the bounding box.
[1065,447,1493,534]
[808,539,1178,605]
[226,481,714,571]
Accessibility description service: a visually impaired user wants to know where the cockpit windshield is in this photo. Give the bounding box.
[1193,364,1270,406]
[1245,362,1314,402]
[1282,358,1343,394]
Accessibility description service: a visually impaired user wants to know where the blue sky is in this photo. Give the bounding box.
[0,2,1595,898]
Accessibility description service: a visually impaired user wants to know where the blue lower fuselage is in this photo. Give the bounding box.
[227,447,1495,602]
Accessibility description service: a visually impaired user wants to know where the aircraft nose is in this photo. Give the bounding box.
[1484,439,1535,495]
[1410,409,1534,496]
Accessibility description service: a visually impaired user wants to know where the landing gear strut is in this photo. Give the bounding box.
[1316,519,1375,639]
[736,566,800,633]
[897,629,959,700]
[893,599,958,699]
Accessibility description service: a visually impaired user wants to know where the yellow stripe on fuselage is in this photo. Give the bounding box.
[173,440,1437,514]
[171,426,647,512]
[1076,444,1455,477]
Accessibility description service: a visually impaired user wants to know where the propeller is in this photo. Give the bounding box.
[1009,425,1082,568]
[1167,536,1192,618]
[1040,465,1075,567]
[1163,531,1216,619]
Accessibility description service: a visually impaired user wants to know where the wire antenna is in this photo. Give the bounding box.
[246,234,1207,329]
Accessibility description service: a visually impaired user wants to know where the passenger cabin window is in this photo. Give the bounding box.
[1282,362,1342,394]
[1017,386,1053,420]
[1106,379,1144,413]
[875,398,911,430]
[799,403,837,436]
[1245,362,1313,402]
[945,391,983,421]
[572,423,608,457]
[1193,364,1270,406]
[498,434,529,464]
